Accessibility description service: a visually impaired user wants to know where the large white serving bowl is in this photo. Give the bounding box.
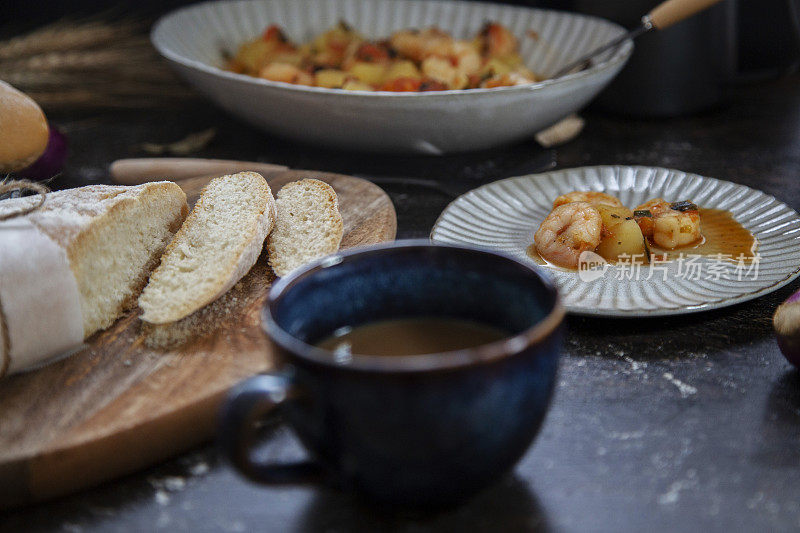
[152,0,632,154]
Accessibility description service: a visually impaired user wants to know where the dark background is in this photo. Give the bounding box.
[5,0,800,75]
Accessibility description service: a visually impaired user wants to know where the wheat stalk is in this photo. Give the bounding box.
[2,48,159,71]
[0,21,136,60]
[0,18,197,109]
[3,70,181,87]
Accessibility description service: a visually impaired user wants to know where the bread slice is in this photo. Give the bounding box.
[267,179,343,277]
[0,182,188,375]
[138,172,276,324]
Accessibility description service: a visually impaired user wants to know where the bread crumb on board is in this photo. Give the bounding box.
[141,258,274,349]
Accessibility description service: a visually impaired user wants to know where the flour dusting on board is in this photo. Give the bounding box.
[662,372,697,398]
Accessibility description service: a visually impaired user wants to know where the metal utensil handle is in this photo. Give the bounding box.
[648,0,726,30]
[551,22,649,78]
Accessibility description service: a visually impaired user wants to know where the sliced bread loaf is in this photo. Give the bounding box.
[267,178,343,277]
[138,171,277,324]
[0,181,188,375]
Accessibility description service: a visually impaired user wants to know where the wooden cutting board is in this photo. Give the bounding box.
[0,170,396,509]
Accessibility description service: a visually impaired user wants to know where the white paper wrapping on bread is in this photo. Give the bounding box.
[0,218,84,376]
[0,181,188,377]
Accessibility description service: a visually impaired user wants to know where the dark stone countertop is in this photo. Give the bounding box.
[3,73,800,533]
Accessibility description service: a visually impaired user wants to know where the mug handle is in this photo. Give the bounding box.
[218,373,324,484]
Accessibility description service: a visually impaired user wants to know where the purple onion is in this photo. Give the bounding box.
[16,125,68,181]
[774,287,800,368]
[785,290,800,305]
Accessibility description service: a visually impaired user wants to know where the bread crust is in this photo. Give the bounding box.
[1,182,187,254]
[0,302,9,378]
[62,184,187,332]
[0,182,189,340]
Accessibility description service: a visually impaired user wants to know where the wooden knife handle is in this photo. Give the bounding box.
[647,0,725,30]
[110,158,289,185]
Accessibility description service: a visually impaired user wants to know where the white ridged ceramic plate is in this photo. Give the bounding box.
[431,166,800,316]
[151,0,631,154]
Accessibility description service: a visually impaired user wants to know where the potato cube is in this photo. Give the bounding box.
[315,69,349,88]
[342,79,374,91]
[348,61,387,85]
[595,206,649,263]
[236,40,273,73]
[384,60,421,82]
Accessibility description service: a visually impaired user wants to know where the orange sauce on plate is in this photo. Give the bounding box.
[525,244,548,266]
[648,208,756,262]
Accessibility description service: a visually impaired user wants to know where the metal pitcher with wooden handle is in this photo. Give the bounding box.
[552,0,727,78]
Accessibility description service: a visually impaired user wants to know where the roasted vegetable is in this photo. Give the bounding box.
[379,77,422,92]
[342,79,374,91]
[228,21,537,90]
[595,205,649,263]
[633,209,655,240]
[670,200,699,212]
[314,69,349,88]
[383,60,421,81]
[348,61,387,85]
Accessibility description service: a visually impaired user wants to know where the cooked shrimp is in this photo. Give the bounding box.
[479,22,517,57]
[451,41,481,75]
[341,41,392,70]
[308,22,363,68]
[553,191,623,209]
[421,56,468,89]
[390,28,454,62]
[390,30,479,80]
[258,63,313,85]
[232,21,532,91]
[534,202,602,268]
[634,198,701,249]
[481,71,535,88]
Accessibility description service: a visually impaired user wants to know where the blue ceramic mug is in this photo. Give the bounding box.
[218,241,564,506]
